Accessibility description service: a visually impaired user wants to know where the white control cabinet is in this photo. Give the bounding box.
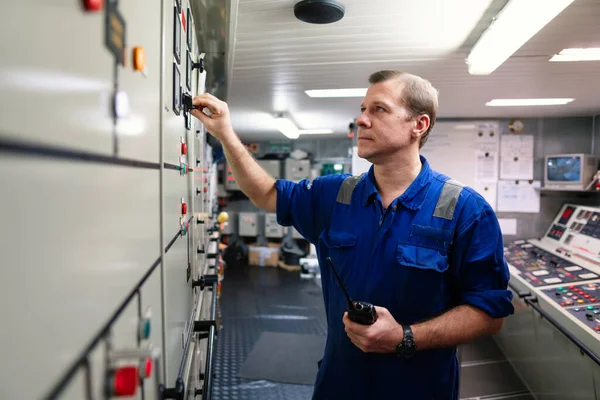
[265,213,284,238]
[285,159,311,182]
[239,212,259,237]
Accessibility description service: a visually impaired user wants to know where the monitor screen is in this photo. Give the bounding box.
[547,156,581,182]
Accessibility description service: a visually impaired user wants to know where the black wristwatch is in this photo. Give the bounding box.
[396,325,417,359]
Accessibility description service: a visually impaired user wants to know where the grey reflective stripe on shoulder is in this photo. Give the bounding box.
[433,179,464,220]
[336,174,365,204]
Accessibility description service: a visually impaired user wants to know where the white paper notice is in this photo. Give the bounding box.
[473,124,500,153]
[473,181,497,210]
[500,134,534,180]
[498,218,517,235]
[501,135,534,158]
[475,151,498,182]
[497,180,541,213]
[500,157,534,180]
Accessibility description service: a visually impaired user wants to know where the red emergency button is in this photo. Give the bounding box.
[83,0,104,11]
[592,298,597,302]
[112,366,138,396]
[181,143,187,155]
[182,202,187,215]
[585,295,591,299]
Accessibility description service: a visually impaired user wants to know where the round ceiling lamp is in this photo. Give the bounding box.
[294,0,345,24]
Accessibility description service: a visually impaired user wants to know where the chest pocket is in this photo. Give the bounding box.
[319,229,357,269]
[396,243,449,315]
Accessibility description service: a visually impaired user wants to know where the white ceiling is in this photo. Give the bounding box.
[227,0,600,141]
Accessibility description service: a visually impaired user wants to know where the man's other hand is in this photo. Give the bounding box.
[343,306,404,353]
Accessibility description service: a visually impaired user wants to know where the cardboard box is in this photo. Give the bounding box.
[248,243,280,267]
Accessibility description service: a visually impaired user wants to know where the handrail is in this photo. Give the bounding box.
[203,283,217,399]
[507,280,600,366]
[195,282,218,399]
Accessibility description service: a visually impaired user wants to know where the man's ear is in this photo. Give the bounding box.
[412,114,430,139]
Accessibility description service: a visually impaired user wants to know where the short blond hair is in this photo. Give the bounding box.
[368,70,439,148]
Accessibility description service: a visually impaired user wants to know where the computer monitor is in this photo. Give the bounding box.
[544,153,597,190]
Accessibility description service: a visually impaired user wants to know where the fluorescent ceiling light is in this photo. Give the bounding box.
[298,129,334,135]
[305,88,367,98]
[486,98,574,106]
[466,0,575,75]
[550,48,600,62]
[273,116,299,139]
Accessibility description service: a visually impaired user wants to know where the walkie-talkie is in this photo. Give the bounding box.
[326,257,378,325]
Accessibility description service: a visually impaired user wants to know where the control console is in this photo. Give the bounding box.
[541,283,600,307]
[569,306,600,333]
[505,203,600,356]
[505,241,598,286]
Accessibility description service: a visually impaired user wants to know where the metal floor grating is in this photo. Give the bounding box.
[212,264,532,400]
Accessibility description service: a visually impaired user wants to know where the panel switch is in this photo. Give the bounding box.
[83,0,104,11]
[109,366,139,397]
[181,199,187,215]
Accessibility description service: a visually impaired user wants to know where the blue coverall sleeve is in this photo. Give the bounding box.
[451,194,515,318]
[275,175,345,245]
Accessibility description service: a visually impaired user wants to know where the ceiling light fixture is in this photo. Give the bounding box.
[305,88,367,98]
[273,115,299,139]
[485,98,574,106]
[466,0,575,75]
[550,47,600,62]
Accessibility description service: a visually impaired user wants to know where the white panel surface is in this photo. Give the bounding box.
[0,3,113,153]
[117,1,162,163]
[0,156,160,399]
[164,234,194,385]
[163,0,189,167]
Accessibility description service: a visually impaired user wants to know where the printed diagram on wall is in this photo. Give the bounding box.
[497,180,541,213]
[500,134,534,180]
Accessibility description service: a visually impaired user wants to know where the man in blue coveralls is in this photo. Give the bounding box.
[191,70,514,400]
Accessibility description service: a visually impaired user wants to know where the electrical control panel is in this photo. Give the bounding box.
[506,203,600,360]
[504,241,599,287]
[265,213,284,238]
[0,1,224,399]
[224,162,239,191]
[285,159,311,182]
[239,212,259,237]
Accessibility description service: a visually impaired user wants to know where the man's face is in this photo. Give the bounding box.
[356,79,417,163]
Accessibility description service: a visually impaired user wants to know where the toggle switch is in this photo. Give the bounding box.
[182,92,196,112]
[83,0,104,11]
[191,58,205,73]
